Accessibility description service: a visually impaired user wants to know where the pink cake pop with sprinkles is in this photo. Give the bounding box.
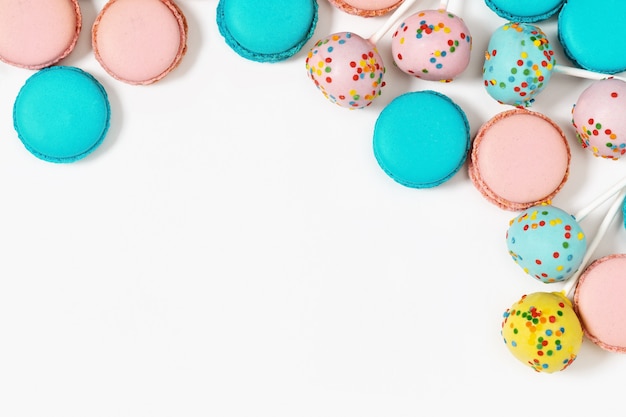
[391,0,472,82]
[572,78,626,160]
[306,0,420,109]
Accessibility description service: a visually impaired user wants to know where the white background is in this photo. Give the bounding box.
[1,0,626,416]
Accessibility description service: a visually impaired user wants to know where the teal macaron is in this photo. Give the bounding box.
[485,0,565,22]
[13,66,111,163]
[216,0,318,63]
[373,90,470,188]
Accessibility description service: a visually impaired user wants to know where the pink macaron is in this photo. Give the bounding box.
[574,254,626,353]
[92,0,188,85]
[0,0,81,70]
[327,0,404,17]
[469,109,570,211]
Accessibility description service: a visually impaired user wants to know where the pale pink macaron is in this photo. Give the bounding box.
[469,108,570,211]
[327,0,404,17]
[92,0,188,85]
[0,0,81,69]
[574,254,626,353]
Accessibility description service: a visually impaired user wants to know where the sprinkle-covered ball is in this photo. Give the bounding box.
[483,22,555,107]
[502,292,583,373]
[506,204,586,283]
[572,78,626,159]
[391,9,472,82]
[306,32,385,109]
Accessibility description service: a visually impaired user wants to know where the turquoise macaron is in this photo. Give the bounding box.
[558,0,626,74]
[13,66,111,163]
[216,0,318,63]
[373,90,470,188]
[485,0,565,22]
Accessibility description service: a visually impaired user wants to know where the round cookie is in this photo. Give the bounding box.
[327,0,403,17]
[92,0,187,85]
[373,90,470,188]
[485,0,565,23]
[506,204,587,283]
[469,109,570,211]
[558,0,626,74]
[391,9,472,82]
[13,66,111,163]
[483,22,555,107]
[0,0,81,70]
[217,0,318,63]
[572,78,626,160]
[574,254,626,352]
[501,291,583,373]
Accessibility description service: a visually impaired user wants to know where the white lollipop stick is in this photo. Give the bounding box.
[369,0,421,44]
[439,0,450,10]
[574,175,626,222]
[553,65,626,83]
[561,187,626,298]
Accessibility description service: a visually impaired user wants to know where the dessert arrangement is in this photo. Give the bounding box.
[1,0,625,375]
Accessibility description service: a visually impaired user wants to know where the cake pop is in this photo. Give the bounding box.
[483,22,626,108]
[506,176,626,283]
[502,187,626,373]
[0,0,81,70]
[327,0,404,17]
[485,0,565,23]
[391,0,472,82]
[572,78,626,160]
[306,0,420,109]
[468,108,570,211]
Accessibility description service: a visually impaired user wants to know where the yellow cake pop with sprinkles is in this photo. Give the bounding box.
[501,291,583,373]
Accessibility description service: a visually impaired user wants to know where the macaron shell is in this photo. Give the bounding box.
[0,0,81,69]
[485,0,565,22]
[469,109,570,211]
[327,0,403,17]
[558,0,626,74]
[92,0,188,85]
[574,254,626,353]
[572,78,626,159]
[13,66,111,163]
[373,90,470,188]
[217,0,318,62]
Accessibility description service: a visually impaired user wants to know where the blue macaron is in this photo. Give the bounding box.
[216,0,318,63]
[373,91,470,188]
[558,0,626,74]
[485,0,565,22]
[13,66,111,163]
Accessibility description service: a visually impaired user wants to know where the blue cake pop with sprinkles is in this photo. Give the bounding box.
[483,22,555,107]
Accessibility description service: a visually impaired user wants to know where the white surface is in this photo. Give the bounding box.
[1,1,626,416]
